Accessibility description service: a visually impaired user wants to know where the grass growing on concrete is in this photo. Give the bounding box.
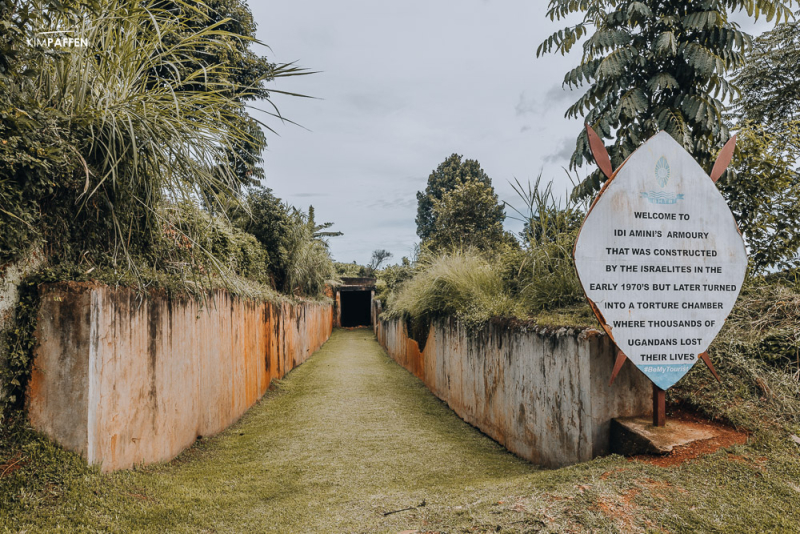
[3,329,800,533]
[384,249,597,330]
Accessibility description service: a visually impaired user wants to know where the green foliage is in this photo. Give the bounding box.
[722,22,800,271]
[374,258,414,307]
[162,0,293,186]
[0,0,311,287]
[506,175,587,313]
[230,188,337,297]
[719,121,800,271]
[537,0,795,199]
[388,250,518,328]
[415,154,495,241]
[0,280,40,417]
[195,212,270,284]
[426,178,510,253]
[731,20,800,130]
[672,275,800,431]
[508,175,585,244]
[334,262,368,277]
[388,177,593,328]
[282,209,336,297]
[720,274,800,369]
[231,187,293,288]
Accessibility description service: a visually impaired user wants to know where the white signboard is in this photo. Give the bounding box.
[574,132,747,390]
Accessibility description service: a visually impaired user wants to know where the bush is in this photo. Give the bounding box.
[335,262,368,277]
[388,250,517,328]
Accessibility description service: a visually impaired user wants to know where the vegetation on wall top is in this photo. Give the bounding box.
[0,0,338,299]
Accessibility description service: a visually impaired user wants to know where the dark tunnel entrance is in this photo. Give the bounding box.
[340,290,372,327]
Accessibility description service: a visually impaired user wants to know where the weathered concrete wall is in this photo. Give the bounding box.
[373,303,652,468]
[28,282,333,472]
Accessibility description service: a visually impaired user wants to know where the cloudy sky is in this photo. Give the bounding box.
[249,2,773,265]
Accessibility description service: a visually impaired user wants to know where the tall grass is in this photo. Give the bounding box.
[388,250,517,327]
[17,0,311,292]
[508,174,587,313]
[672,276,800,432]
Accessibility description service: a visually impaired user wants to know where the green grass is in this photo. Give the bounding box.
[3,329,800,532]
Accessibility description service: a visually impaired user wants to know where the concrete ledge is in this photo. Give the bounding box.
[610,416,717,455]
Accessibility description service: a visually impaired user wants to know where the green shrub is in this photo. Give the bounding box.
[388,250,517,328]
[335,262,368,277]
[374,259,415,306]
[278,209,334,298]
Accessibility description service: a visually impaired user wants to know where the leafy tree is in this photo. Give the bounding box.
[416,154,494,240]
[731,20,800,130]
[366,249,393,276]
[283,207,335,297]
[232,186,290,280]
[537,0,795,199]
[719,121,800,271]
[721,21,800,270]
[232,189,340,293]
[307,205,343,244]
[426,178,508,252]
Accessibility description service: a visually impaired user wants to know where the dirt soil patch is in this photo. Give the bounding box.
[631,408,748,467]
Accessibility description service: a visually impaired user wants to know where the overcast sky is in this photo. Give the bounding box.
[249,2,774,265]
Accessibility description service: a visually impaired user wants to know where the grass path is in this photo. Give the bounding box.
[4,328,800,532]
[141,327,535,532]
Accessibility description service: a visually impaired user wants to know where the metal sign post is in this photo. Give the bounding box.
[575,127,747,427]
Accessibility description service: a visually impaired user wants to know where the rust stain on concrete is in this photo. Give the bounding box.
[372,300,651,468]
[27,283,333,472]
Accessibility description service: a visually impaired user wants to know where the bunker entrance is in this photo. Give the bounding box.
[340,290,372,327]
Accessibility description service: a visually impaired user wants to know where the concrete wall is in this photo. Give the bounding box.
[372,302,652,468]
[27,282,333,472]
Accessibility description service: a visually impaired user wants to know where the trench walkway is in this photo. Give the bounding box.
[103,328,537,532]
[10,328,800,532]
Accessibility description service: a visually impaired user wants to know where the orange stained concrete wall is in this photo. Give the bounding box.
[28,282,333,472]
[372,301,652,468]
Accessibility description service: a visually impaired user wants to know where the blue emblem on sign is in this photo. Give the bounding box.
[655,156,670,187]
[641,156,681,203]
[641,191,684,204]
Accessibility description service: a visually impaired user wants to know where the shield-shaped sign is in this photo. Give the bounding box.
[574,131,747,390]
